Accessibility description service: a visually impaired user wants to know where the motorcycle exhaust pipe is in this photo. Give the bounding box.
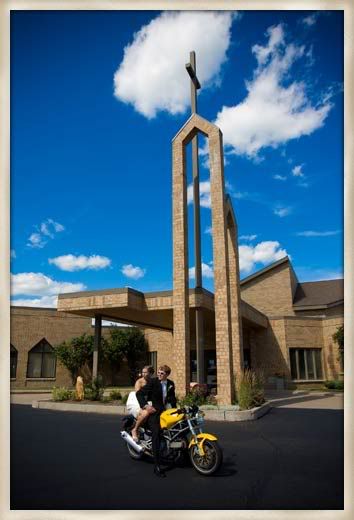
[120,430,144,453]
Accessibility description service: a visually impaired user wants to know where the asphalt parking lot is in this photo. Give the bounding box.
[10,393,344,510]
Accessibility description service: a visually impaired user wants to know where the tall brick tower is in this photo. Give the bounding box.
[172,113,243,405]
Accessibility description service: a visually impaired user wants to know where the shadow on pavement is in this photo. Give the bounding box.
[266,392,342,408]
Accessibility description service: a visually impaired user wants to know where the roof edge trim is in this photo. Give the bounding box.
[240,256,290,286]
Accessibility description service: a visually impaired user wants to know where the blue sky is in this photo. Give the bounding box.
[10,9,343,307]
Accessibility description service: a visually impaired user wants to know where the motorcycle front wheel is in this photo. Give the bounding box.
[189,440,223,475]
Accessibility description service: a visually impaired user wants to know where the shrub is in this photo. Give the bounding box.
[121,392,130,405]
[85,375,105,401]
[102,328,148,385]
[109,389,122,400]
[204,394,217,406]
[237,370,265,410]
[332,325,344,367]
[325,380,344,391]
[53,334,95,384]
[52,387,74,402]
[178,385,209,407]
[335,380,344,391]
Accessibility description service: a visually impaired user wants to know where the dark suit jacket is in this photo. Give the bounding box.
[136,377,177,413]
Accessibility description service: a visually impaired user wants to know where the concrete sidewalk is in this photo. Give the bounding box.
[11,389,344,410]
[265,390,344,409]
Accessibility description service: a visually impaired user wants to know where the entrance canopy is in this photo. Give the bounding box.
[57,287,268,330]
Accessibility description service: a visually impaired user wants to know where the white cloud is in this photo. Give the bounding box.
[187,179,248,210]
[40,222,54,238]
[239,234,257,241]
[205,226,213,235]
[239,241,288,273]
[225,180,249,200]
[113,11,235,118]
[296,230,341,237]
[10,249,16,259]
[292,164,304,177]
[48,219,65,232]
[28,232,46,249]
[27,219,65,249]
[49,254,111,272]
[189,262,214,279]
[296,267,343,282]
[187,180,211,208]
[273,206,292,217]
[11,272,86,297]
[214,24,332,159]
[11,295,59,308]
[298,181,309,188]
[91,318,131,327]
[273,174,287,181]
[121,264,146,279]
[302,13,320,27]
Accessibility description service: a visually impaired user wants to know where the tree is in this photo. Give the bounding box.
[103,327,148,384]
[54,334,94,384]
[332,325,344,368]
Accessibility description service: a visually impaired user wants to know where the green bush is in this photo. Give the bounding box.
[109,389,122,400]
[178,384,209,407]
[237,370,265,410]
[101,396,112,403]
[54,334,95,384]
[84,375,105,401]
[52,387,74,402]
[325,380,344,391]
[335,380,344,391]
[121,392,129,405]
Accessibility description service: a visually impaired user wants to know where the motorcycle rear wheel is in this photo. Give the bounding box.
[189,440,223,475]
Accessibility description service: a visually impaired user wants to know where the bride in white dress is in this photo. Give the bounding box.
[126,390,141,418]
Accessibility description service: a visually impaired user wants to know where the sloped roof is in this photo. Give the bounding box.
[240,256,290,286]
[293,279,344,308]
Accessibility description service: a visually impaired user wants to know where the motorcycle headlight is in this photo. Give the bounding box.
[195,412,205,425]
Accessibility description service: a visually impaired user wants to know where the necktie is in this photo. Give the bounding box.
[162,382,167,403]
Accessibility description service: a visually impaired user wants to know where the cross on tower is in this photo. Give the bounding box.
[186,52,201,114]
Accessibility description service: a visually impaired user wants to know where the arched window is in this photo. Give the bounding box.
[10,344,18,378]
[27,339,56,378]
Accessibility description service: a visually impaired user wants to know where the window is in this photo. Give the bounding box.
[289,348,323,380]
[147,351,157,374]
[27,339,56,378]
[10,344,18,378]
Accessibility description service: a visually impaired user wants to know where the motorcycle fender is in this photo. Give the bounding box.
[188,433,218,456]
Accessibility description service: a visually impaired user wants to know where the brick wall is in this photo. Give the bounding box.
[143,328,175,376]
[241,262,296,316]
[322,316,343,379]
[11,307,92,389]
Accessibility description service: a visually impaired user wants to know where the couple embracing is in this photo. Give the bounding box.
[126,364,176,477]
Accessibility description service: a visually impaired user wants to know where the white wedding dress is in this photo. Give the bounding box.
[125,391,140,418]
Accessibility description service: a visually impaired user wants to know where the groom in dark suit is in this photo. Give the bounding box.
[136,364,177,477]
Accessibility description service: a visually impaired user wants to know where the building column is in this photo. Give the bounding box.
[209,128,234,405]
[172,138,190,397]
[93,314,102,380]
[226,210,244,392]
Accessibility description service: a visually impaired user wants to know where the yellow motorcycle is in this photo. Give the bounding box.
[121,404,223,475]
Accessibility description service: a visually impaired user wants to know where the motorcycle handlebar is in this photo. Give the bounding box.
[171,405,199,415]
